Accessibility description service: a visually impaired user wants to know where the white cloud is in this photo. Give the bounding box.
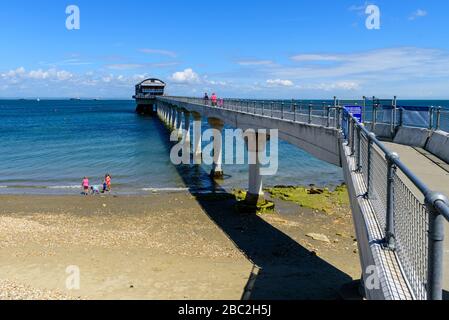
[205,79,228,86]
[1,67,26,78]
[238,60,274,66]
[106,64,144,70]
[299,81,360,91]
[348,2,370,15]
[266,79,294,87]
[409,9,427,20]
[291,54,342,62]
[170,68,199,84]
[140,49,177,58]
[280,47,449,80]
[2,67,73,81]
[106,62,179,70]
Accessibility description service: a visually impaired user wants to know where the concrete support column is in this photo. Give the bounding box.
[177,109,184,139]
[164,106,170,124]
[167,107,172,126]
[246,133,269,205]
[193,113,202,164]
[159,105,163,120]
[208,118,224,178]
[171,108,176,129]
[184,111,191,147]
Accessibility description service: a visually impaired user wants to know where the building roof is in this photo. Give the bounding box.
[137,78,166,87]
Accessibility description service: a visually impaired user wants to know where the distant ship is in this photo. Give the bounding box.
[70,98,81,101]
[36,98,40,102]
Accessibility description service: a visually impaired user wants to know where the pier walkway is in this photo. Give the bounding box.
[150,96,449,300]
[383,142,449,294]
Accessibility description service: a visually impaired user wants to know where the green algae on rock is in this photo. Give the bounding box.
[232,189,275,214]
[266,184,349,215]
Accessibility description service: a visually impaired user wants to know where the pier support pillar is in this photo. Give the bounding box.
[184,111,191,149]
[171,107,176,129]
[177,109,184,139]
[208,118,224,179]
[165,107,170,124]
[193,113,202,165]
[167,107,172,126]
[159,104,165,121]
[246,133,269,205]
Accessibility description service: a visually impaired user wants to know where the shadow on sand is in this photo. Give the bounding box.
[152,116,354,300]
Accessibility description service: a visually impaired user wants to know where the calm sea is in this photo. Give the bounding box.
[0,99,446,195]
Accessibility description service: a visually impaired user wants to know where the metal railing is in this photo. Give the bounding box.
[335,96,449,134]
[159,95,449,299]
[160,96,342,129]
[342,109,449,300]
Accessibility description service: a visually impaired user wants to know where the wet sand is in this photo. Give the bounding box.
[0,192,360,300]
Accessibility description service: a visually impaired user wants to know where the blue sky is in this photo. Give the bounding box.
[0,0,448,99]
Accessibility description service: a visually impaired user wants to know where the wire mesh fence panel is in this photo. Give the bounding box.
[369,145,388,233]
[436,110,449,132]
[359,133,370,185]
[393,170,429,300]
[400,108,430,128]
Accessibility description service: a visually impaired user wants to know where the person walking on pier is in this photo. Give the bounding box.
[211,93,217,106]
[203,93,209,105]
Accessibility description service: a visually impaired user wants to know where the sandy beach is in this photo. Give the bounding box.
[0,191,360,300]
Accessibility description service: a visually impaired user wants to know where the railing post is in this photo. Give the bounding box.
[399,107,404,127]
[293,103,297,122]
[356,126,362,172]
[336,107,342,130]
[425,192,449,300]
[436,107,441,130]
[429,106,434,130]
[281,103,284,119]
[262,102,265,116]
[391,105,397,137]
[326,105,330,127]
[271,102,274,118]
[384,152,399,251]
[362,96,366,123]
[308,103,312,124]
[351,117,356,156]
[365,132,376,198]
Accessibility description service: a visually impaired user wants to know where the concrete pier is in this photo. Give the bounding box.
[154,96,449,300]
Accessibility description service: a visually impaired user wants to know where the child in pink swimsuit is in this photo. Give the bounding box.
[82,177,89,195]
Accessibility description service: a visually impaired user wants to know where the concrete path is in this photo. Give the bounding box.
[383,142,449,295]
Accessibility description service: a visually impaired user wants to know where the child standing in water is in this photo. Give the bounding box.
[105,174,112,192]
[81,177,89,195]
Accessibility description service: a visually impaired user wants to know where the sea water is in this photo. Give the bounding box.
[0,99,445,195]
